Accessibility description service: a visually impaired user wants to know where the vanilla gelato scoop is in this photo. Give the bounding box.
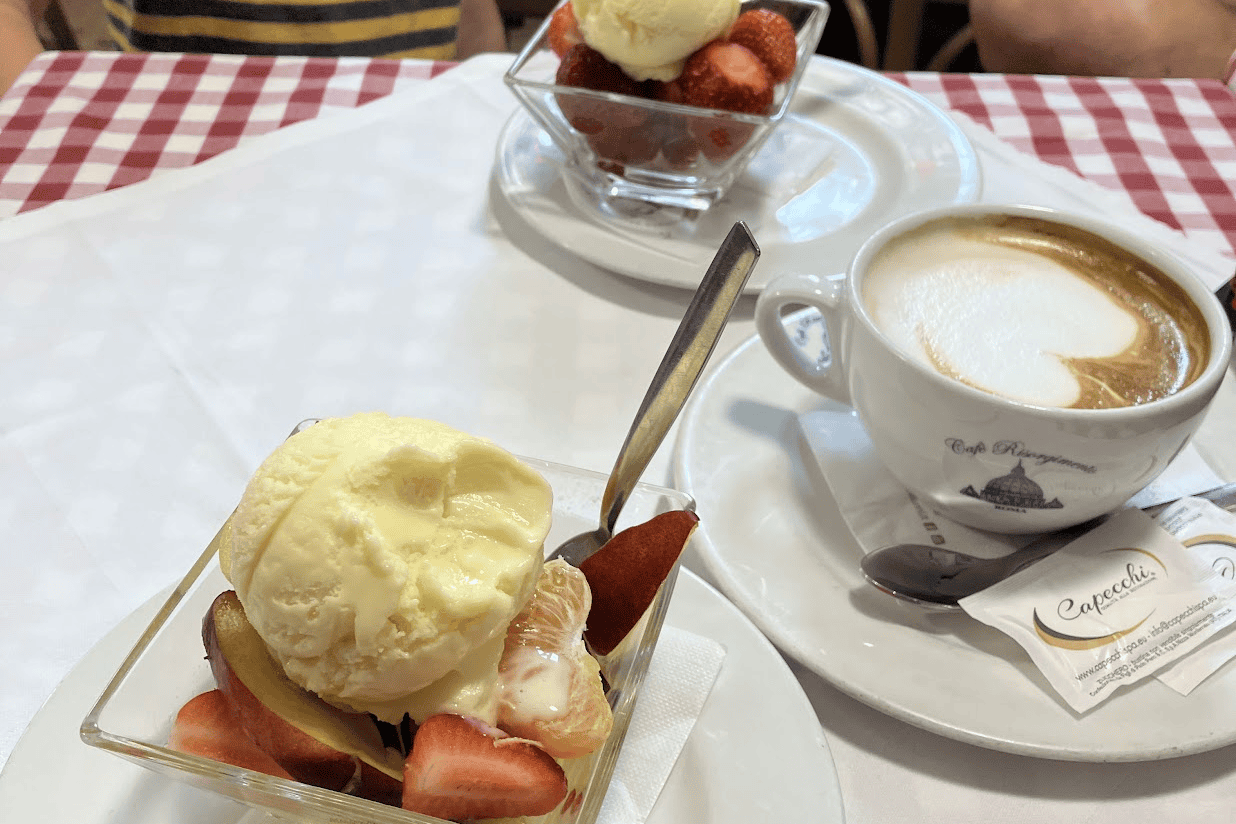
[219,413,553,724]
[573,0,740,81]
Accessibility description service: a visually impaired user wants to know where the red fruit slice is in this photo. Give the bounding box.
[649,77,687,105]
[402,714,568,821]
[679,40,774,114]
[659,120,701,168]
[547,2,583,58]
[727,9,798,84]
[587,124,660,169]
[169,690,295,780]
[498,559,614,759]
[689,116,757,162]
[203,591,365,791]
[579,510,700,655]
[202,590,401,783]
[555,44,648,133]
[356,760,406,807]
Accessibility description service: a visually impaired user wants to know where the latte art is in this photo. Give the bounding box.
[861,216,1210,409]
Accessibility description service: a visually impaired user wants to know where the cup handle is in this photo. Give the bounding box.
[754,272,852,406]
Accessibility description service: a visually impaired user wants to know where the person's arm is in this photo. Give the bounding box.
[456,0,506,58]
[0,0,43,94]
[969,0,1236,80]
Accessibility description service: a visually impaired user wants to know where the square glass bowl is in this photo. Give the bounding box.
[503,0,830,212]
[80,427,695,824]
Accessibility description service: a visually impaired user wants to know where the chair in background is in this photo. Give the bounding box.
[42,0,81,49]
[884,0,973,70]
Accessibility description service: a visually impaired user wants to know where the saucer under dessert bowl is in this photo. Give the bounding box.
[503,0,830,215]
[80,438,694,824]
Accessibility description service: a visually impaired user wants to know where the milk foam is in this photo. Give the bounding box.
[864,233,1141,407]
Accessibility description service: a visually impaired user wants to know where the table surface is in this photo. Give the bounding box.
[3,48,1236,824]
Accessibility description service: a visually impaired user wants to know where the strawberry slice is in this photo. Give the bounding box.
[579,510,699,656]
[690,115,757,162]
[402,714,568,820]
[587,124,660,172]
[547,2,583,58]
[679,40,773,114]
[169,690,295,780]
[727,9,798,84]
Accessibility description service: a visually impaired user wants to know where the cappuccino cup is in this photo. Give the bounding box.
[754,204,1233,534]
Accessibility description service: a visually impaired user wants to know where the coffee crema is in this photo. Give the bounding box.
[861,216,1210,409]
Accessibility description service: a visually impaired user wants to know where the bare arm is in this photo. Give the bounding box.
[456,0,507,58]
[0,0,43,94]
[969,0,1236,79]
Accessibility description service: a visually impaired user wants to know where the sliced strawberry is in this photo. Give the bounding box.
[648,77,687,106]
[402,714,568,820]
[547,2,583,58]
[203,591,358,791]
[727,9,798,84]
[169,690,295,780]
[659,121,701,168]
[679,40,774,114]
[587,124,660,170]
[555,44,648,133]
[689,116,757,162]
[579,510,699,656]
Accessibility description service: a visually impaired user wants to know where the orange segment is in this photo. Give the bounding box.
[497,560,614,758]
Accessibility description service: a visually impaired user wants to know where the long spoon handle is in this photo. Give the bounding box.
[598,222,761,537]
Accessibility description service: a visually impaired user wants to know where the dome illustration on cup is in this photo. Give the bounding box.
[960,462,1064,510]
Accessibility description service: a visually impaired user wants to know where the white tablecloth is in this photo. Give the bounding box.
[2,54,1234,824]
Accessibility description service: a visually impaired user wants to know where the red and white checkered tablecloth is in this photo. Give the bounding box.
[2,50,1235,264]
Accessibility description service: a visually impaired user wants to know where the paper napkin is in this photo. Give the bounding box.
[599,625,726,824]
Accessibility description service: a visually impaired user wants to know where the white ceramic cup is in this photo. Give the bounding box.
[754,204,1234,534]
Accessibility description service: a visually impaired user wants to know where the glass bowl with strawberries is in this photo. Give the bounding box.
[504,0,830,212]
[80,417,698,824]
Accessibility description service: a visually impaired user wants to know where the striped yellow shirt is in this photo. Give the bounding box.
[105,0,461,59]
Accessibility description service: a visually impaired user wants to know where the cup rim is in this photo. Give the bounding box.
[844,202,1234,417]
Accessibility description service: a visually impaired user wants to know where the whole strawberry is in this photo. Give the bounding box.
[679,40,774,115]
[555,44,648,133]
[727,9,798,84]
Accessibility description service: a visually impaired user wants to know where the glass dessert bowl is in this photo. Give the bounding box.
[80,419,696,824]
[503,0,830,213]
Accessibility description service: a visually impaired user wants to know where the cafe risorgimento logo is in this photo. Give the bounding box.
[947,438,1098,513]
[1033,547,1167,650]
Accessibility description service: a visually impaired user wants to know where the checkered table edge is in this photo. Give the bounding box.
[2,52,1236,266]
[0,51,450,215]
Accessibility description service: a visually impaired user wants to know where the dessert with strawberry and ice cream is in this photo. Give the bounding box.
[165,413,699,823]
[545,0,810,171]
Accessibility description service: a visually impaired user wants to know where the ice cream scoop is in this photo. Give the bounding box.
[572,0,740,81]
[219,413,553,724]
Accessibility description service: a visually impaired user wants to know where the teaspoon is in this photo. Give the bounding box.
[861,480,1236,609]
[549,221,760,567]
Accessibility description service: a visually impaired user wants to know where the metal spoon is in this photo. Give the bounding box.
[860,480,1236,609]
[549,222,760,566]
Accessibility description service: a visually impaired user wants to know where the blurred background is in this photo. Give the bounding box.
[37,0,983,73]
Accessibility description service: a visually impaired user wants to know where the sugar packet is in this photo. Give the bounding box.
[960,507,1236,713]
[1153,497,1236,694]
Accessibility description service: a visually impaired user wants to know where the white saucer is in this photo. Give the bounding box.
[672,326,1236,761]
[493,56,980,293]
[0,570,844,824]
